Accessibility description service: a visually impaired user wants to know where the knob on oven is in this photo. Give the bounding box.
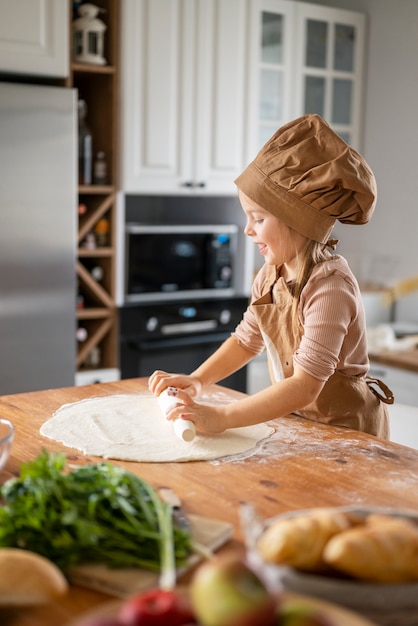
[145,316,159,332]
[219,309,231,325]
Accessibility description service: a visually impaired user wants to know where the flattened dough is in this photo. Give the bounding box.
[40,394,274,463]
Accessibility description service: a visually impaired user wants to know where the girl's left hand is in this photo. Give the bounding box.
[164,388,226,434]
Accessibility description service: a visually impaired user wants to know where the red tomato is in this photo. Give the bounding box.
[118,588,196,626]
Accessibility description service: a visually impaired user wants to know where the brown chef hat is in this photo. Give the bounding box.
[234,114,377,244]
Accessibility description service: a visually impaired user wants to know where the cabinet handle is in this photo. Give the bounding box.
[180,181,207,188]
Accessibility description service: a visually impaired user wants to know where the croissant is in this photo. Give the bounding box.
[257,508,352,570]
[323,515,418,582]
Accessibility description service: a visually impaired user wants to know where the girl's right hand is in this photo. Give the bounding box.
[148,369,202,398]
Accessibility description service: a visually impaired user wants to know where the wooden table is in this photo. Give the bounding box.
[2,377,418,626]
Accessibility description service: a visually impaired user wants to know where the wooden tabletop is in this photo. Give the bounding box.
[2,377,418,626]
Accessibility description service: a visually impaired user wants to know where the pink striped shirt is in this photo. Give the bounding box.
[232,255,369,382]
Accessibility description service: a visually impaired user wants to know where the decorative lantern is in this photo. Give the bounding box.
[73,3,107,66]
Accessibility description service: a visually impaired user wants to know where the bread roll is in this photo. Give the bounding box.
[323,516,418,582]
[0,548,69,605]
[257,508,352,570]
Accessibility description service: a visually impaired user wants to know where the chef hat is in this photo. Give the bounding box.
[234,114,377,244]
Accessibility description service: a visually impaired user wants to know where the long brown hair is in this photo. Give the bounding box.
[291,238,333,335]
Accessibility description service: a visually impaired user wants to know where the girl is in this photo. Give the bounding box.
[149,114,393,438]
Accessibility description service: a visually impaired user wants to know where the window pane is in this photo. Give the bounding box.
[261,12,284,64]
[306,19,328,68]
[259,125,278,148]
[338,131,351,144]
[332,79,352,124]
[334,24,355,71]
[260,69,283,120]
[304,76,325,116]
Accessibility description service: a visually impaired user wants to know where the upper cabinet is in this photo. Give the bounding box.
[294,3,365,149]
[248,0,366,154]
[120,0,251,195]
[0,0,69,78]
[120,0,367,195]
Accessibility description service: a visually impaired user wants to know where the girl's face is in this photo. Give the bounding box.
[240,191,308,280]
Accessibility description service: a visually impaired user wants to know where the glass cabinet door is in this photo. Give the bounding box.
[248,1,366,155]
[254,0,295,150]
[295,4,365,148]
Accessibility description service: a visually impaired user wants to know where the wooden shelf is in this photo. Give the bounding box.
[77,309,112,320]
[69,0,119,375]
[78,192,115,243]
[78,248,114,257]
[71,62,116,75]
[78,185,114,194]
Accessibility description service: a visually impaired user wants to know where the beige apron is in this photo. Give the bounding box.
[252,267,392,439]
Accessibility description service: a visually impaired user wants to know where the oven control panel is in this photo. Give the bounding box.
[119,297,249,339]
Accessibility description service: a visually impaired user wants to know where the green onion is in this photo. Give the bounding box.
[0,450,191,586]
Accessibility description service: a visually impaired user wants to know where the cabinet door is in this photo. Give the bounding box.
[0,0,68,77]
[293,3,366,149]
[120,0,184,193]
[120,0,249,194]
[193,0,249,193]
[247,0,295,157]
[369,363,418,407]
[249,0,366,154]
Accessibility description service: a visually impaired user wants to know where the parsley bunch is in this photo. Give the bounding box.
[0,450,191,586]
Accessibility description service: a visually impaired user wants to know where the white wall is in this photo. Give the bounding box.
[301,0,418,321]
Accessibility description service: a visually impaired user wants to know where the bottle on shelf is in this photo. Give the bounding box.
[78,99,93,185]
[85,346,101,368]
[90,265,104,281]
[76,280,84,309]
[76,327,88,342]
[81,232,96,249]
[93,151,108,185]
[94,217,110,247]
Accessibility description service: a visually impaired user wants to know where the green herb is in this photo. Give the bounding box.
[0,450,191,587]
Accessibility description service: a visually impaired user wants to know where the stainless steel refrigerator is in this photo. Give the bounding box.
[0,81,77,394]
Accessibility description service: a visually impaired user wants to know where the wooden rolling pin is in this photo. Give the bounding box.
[157,389,196,442]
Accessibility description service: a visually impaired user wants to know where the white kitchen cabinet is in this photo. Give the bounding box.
[75,368,120,386]
[120,0,250,194]
[368,362,418,407]
[0,0,68,78]
[247,0,366,154]
[249,357,418,408]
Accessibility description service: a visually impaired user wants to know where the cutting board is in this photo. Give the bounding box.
[68,514,233,598]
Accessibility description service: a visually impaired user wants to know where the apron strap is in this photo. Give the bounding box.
[365,376,395,405]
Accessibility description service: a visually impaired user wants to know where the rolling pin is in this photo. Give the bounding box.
[157,389,196,442]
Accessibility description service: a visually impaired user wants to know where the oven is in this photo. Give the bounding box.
[119,297,248,393]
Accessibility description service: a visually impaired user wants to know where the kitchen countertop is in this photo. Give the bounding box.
[2,377,418,626]
[369,347,418,373]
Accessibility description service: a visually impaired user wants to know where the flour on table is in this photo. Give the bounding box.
[40,394,274,463]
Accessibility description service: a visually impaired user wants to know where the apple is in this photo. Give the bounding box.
[117,588,196,626]
[189,554,276,626]
[277,600,335,626]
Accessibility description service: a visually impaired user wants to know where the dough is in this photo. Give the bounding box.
[40,394,274,463]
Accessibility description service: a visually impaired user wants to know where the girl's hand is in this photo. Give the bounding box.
[163,388,227,434]
[148,369,202,398]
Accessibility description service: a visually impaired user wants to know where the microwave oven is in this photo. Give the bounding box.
[124,224,238,303]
